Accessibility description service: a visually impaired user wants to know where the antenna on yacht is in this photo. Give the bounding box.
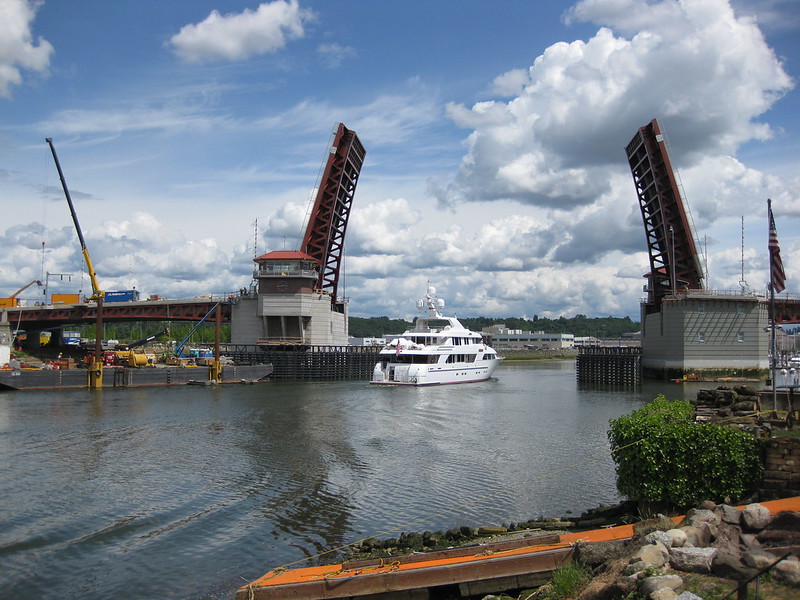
[419,284,445,317]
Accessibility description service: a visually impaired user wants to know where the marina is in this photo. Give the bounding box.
[0,360,704,600]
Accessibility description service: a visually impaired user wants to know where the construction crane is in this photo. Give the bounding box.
[174,302,220,358]
[0,280,43,308]
[11,280,43,298]
[45,138,104,301]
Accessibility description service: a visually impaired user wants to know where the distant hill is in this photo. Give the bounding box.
[349,314,640,339]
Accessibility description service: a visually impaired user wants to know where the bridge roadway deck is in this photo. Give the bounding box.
[3,298,232,329]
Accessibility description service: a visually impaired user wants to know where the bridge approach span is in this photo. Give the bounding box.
[4,298,232,330]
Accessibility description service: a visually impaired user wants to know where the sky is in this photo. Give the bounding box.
[1,0,798,321]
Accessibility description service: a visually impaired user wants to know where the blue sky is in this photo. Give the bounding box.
[1,0,798,320]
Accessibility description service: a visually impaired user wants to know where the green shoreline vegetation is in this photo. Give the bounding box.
[349,314,640,339]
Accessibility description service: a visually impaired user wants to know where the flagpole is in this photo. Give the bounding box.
[769,198,777,411]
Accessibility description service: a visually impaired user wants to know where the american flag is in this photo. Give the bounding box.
[769,204,786,294]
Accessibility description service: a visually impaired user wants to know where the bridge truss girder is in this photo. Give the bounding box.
[626,119,705,312]
[301,123,366,307]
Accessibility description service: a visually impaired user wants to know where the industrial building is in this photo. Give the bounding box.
[481,325,575,350]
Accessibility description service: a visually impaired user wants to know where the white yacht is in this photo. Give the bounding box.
[370,286,503,386]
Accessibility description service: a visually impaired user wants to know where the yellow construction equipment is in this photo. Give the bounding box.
[0,280,43,308]
[46,138,105,389]
[46,138,104,301]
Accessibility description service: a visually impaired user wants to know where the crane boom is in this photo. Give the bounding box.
[45,138,104,300]
[10,280,42,298]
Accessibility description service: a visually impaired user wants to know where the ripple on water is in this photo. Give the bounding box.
[1,363,649,599]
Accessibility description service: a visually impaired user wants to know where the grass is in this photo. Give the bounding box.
[680,572,800,600]
[542,563,592,599]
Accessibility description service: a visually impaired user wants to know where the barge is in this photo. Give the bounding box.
[0,364,273,391]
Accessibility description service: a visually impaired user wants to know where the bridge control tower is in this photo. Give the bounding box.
[231,123,366,347]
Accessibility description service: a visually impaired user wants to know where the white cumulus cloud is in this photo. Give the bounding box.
[439,0,793,211]
[169,0,312,64]
[0,0,53,98]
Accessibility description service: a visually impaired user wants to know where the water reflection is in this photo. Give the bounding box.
[1,361,695,599]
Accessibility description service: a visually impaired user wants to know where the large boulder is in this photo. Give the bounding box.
[644,530,673,548]
[638,574,683,598]
[665,528,687,548]
[773,556,800,586]
[574,539,629,568]
[712,553,759,581]
[681,523,712,547]
[756,510,800,548]
[743,548,781,570]
[741,503,772,530]
[632,541,670,568]
[669,546,717,573]
[715,504,742,525]
[682,508,721,529]
[711,521,742,555]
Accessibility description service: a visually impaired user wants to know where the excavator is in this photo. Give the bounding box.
[109,329,169,367]
[0,280,43,308]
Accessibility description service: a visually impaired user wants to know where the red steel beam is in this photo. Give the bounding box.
[626,119,704,311]
[301,123,366,306]
[4,300,231,330]
[772,298,800,325]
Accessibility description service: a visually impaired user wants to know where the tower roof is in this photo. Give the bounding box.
[254,250,318,263]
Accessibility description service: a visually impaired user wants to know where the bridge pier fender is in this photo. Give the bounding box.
[87,362,103,389]
[88,298,104,389]
[208,360,222,382]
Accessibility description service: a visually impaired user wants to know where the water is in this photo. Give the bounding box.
[0,361,702,599]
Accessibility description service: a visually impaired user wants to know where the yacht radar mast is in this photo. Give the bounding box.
[417,286,445,317]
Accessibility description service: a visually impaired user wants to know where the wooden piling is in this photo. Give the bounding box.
[576,346,641,385]
[221,345,382,381]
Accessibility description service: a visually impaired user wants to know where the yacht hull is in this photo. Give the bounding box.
[370,358,503,386]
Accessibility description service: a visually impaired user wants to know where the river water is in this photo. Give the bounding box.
[0,360,705,599]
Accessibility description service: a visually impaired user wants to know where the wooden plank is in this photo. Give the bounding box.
[237,498,800,600]
[236,547,573,600]
[458,571,552,597]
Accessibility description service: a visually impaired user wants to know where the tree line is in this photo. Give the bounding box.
[71,322,228,345]
[69,313,640,344]
[349,314,640,339]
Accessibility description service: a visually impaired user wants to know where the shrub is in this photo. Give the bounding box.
[608,395,763,507]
